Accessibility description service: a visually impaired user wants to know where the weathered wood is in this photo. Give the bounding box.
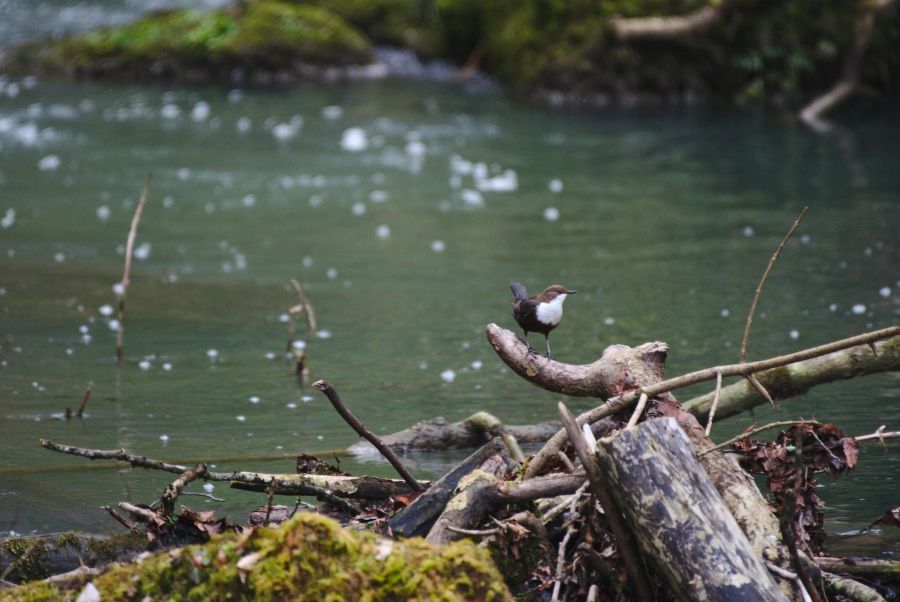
[684,335,900,422]
[363,412,554,454]
[229,473,425,499]
[595,418,787,601]
[815,556,900,580]
[0,532,146,583]
[388,438,507,538]
[425,452,511,545]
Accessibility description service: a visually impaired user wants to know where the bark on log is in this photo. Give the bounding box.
[595,418,787,601]
[388,438,507,538]
[358,412,560,453]
[684,335,900,422]
[0,532,146,583]
[815,556,900,580]
[425,452,511,545]
[229,473,425,499]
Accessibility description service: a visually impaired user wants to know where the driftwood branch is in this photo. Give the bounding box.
[508,325,899,479]
[39,439,424,499]
[684,334,900,422]
[313,380,424,492]
[160,463,207,516]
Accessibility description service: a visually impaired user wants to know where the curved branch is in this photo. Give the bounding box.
[486,323,668,398]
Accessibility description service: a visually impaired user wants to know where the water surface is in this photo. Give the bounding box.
[0,72,897,552]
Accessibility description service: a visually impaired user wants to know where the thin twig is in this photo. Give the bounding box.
[699,420,821,456]
[555,451,576,473]
[745,374,775,406]
[854,425,900,444]
[551,521,577,602]
[179,491,225,502]
[446,526,500,537]
[625,393,649,429]
[118,501,157,523]
[808,429,841,464]
[263,479,277,526]
[313,380,424,492]
[116,175,152,364]
[76,382,93,418]
[102,505,138,532]
[740,207,809,363]
[289,278,317,333]
[704,371,723,436]
[161,463,208,516]
[542,480,590,525]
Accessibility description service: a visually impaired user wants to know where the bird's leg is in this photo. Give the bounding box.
[544,335,553,359]
[523,331,537,355]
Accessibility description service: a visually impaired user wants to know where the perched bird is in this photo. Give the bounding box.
[510,282,576,359]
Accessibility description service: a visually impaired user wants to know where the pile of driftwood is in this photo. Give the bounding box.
[3,322,898,600]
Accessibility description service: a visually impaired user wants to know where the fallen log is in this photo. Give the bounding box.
[229,473,425,500]
[0,531,145,583]
[683,334,900,422]
[358,412,559,453]
[389,438,507,538]
[594,417,787,601]
[815,556,900,580]
[425,451,511,546]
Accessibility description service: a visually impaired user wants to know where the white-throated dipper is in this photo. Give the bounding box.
[510,282,576,359]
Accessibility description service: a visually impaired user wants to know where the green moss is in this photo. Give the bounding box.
[1,513,513,602]
[11,1,371,80]
[2,538,51,582]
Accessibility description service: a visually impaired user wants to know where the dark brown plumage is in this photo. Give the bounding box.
[510,282,576,358]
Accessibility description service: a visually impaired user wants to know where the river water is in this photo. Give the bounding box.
[0,4,898,555]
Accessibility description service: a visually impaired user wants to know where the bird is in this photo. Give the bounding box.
[510,282,576,359]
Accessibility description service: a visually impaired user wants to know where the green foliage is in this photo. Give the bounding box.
[0,513,513,601]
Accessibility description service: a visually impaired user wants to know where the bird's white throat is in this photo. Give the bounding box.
[536,294,568,326]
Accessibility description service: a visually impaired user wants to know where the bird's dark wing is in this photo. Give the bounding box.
[512,298,537,327]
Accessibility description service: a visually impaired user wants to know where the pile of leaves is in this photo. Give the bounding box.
[732,422,859,553]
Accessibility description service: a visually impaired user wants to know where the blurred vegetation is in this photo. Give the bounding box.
[3,0,898,107]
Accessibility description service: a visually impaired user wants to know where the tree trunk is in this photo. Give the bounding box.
[595,418,788,601]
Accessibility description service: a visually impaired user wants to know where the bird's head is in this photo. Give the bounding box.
[539,285,577,302]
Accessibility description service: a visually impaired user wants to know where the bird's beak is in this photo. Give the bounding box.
[568,290,577,294]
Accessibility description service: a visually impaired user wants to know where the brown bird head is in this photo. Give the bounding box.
[537,285,577,302]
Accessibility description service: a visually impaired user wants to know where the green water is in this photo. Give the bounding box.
[0,78,897,551]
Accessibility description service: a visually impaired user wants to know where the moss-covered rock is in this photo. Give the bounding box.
[0,513,513,602]
[4,1,371,82]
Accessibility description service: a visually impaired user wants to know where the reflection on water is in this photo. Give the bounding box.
[0,73,897,547]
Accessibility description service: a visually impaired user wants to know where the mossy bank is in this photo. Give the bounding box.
[2,0,899,108]
[0,513,513,601]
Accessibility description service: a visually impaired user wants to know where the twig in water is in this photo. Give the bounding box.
[313,380,424,492]
[116,175,152,365]
[704,371,723,436]
[624,392,649,429]
[118,501,158,523]
[287,279,316,385]
[264,479,277,526]
[77,382,93,418]
[699,420,821,456]
[740,207,808,364]
[179,491,225,503]
[854,425,900,445]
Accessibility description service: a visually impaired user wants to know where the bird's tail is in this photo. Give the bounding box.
[510,282,527,301]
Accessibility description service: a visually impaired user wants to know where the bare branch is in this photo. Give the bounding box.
[740,207,809,363]
[312,380,424,492]
[116,174,152,364]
